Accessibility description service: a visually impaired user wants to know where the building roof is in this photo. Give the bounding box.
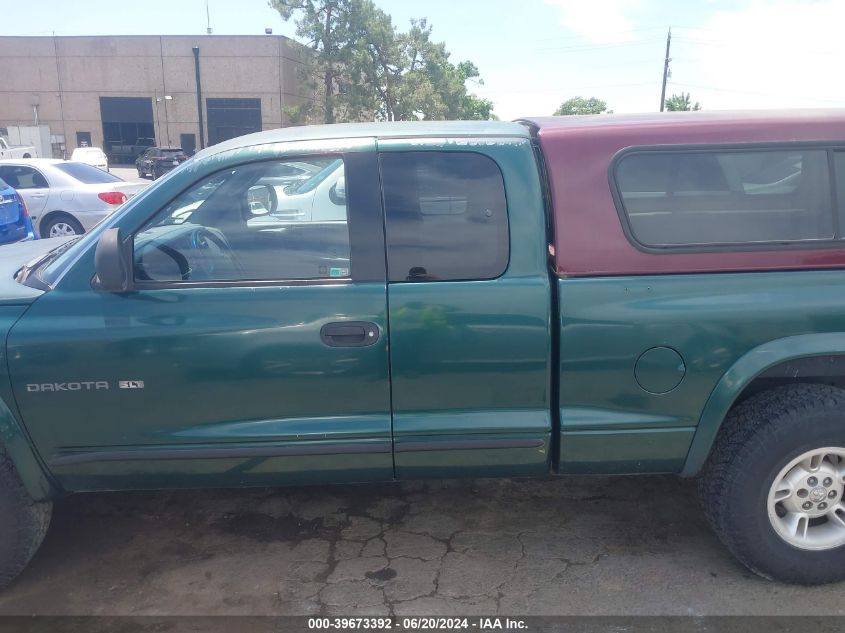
[196,120,529,159]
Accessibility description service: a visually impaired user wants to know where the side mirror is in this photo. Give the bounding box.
[93,228,132,292]
[330,176,346,205]
[247,184,278,216]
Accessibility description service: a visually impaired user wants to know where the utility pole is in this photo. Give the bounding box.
[659,27,672,112]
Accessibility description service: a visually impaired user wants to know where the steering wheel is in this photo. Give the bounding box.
[188,227,237,278]
[152,243,191,280]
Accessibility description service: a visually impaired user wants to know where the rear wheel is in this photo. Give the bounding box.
[698,383,845,584]
[0,451,52,589]
[41,215,84,238]
[151,165,160,180]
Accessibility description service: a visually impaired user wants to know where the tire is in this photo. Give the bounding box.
[698,383,845,585]
[41,215,84,238]
[0,450,52,589]
[21,153,31,159]
[151,166,159,180]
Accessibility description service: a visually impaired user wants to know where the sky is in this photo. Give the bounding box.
[5,0,845,120]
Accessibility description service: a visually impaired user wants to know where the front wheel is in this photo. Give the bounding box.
[41,215,84,238]
[0,451,52,588]
[698,384,845,584]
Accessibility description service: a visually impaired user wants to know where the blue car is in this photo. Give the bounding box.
[0,177,36,245]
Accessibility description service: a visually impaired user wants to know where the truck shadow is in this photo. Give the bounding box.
[1,475,842,616]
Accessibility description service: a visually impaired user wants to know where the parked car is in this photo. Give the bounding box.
[0,137,36,160]
[248,158,346,224]
[0,177,36,245]
[0,159,145,237]
[109,137,154,163]
[135,147,189,180]
[70,147,108,172]
[4,112,845,589]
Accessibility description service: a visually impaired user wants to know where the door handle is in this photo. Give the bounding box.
[320,321,380,347]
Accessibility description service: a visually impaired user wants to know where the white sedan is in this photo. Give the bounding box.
[0,159,145,238]
[70,147,109,172]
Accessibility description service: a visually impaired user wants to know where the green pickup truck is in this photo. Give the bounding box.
[2,111,845,587]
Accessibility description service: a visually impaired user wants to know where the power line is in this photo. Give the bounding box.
[537,38,665,53]
[671,35,845,58]
[532,25,671,43]
[491,57,661,71]
[481,81,660,96]
[670,82,845,105]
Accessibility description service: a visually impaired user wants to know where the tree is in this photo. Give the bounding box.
[270,0,362,124]
[271,1,495,123]
[665,92,701,111]
[554,96,608,116]
[386,21,494,121]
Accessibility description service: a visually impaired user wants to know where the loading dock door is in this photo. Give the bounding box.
[100,97,155,163]
[206,98,261,146]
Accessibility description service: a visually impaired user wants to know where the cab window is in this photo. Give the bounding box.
[380,152,509,281]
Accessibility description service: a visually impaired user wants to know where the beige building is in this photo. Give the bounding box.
[0,34,310,161]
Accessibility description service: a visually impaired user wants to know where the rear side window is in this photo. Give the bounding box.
[54,162,122,184]
[834,152,845,222]
[614,148,834,247]
[380,152,509,281]
[0,165,48,189]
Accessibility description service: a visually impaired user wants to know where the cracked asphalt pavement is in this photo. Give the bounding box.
[0,475,843,616]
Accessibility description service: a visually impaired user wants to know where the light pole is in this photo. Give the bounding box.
[155,95,174,146]
[193,46,205,150]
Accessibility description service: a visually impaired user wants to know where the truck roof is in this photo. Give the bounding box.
[198,120,529,160]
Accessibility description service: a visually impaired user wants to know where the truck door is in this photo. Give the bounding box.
[378,140,553,479]
[8,147,393,490]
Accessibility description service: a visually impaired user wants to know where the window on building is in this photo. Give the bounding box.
[133,158,350,283]
[614,148,834,247]
[380,152,509,281]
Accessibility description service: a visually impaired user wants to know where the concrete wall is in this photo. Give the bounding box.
[0,35,312,158]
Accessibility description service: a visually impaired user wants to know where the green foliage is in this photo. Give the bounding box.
[665,92,702,111]
[554,96,608,116]
[270,0,495,123]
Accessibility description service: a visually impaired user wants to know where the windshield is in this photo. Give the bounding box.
[17,236,82,287]
[290,158,343,195]
[54,162,121,184]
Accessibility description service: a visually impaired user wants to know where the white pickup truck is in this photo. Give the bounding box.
[0,138,37,159]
